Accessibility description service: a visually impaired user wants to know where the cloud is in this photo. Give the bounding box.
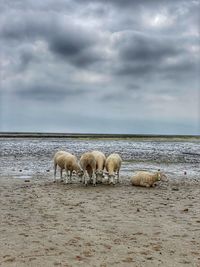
[117,32,181,62]
[0,0,199,134]
[16,83,86,102]
[47,23,103,67]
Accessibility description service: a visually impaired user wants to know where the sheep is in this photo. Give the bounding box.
[80,152,96,186]
[131,171,167,187]
[53,151,82,183]
[53,151,70,181]
[91,150,106,183]
[105,153,122,185]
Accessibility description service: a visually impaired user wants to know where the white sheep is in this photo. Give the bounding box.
[105,153,122,185]
[53,151,70,181]
[53,151,82,183]
[91,150,106,183]
[131,171,167,187]
[80,152,96,186]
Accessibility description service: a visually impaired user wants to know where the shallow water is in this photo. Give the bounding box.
[0,137,199,181]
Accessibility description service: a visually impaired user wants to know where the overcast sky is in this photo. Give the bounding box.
[0,0,199,134]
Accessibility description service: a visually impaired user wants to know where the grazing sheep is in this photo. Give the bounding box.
[131,171,167,187]
[53,151,82,183]
[53,151,70,181]
[105,153,122,185]
[80,152,96,186]
[91,150,106,183]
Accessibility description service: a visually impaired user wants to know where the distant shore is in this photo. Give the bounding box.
[0,132,199,141]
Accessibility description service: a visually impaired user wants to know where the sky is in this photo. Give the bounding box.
[0,0,199,134]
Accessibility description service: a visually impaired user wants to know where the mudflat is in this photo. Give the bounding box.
[0,136,200,266]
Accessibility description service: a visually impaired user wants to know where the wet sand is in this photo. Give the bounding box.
[0,175,200,267]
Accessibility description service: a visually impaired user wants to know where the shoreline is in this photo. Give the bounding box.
[0,133,200,142]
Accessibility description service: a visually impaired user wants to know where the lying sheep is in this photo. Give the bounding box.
[105,153,122,185]
[80,152,96,186]
[91,150,106,183]
[53,151,82,183]
[131,171,167,187]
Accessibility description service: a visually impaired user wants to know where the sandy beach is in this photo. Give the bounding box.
[0,136,200,266]
[0,174,200,267]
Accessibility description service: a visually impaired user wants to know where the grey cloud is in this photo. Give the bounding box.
[75,0,188,7]
[49,34,89,57]
[112,31,198,81]
[0,0,199,134]
[118,33,181,62]
[0,11,102,68]
[126,84,141,91]
[48,29,102,67]
[17,48,39,71]
[16,84,86,102]
[115,62,156,77]
[0,14,53,41]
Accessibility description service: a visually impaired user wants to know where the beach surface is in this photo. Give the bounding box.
[0,137,200,266]
[1,176,200,267]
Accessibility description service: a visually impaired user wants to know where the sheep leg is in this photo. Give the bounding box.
[117,169,120,183]
[69,171,73,184]
[65,169,69,184]
[88,171,92,185]
[92,171,96,186]
[54,163,57,182]
[60,168,63,182]
[84,170,88,186]
[140,182,150,188]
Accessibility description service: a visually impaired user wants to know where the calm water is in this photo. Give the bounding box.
[0,138,200,181]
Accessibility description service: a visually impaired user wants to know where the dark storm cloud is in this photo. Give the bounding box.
[112,30,199,80]
[48,29,103,67]
[0,11,102,68]
[49,33,90,57]
[118,33,181,62]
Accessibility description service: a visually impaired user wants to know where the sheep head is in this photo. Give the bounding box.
[157,172,161,181]
[77,169,84,178]
[108,174,115,185]
[95,170,104,178]
[157,171,168,182]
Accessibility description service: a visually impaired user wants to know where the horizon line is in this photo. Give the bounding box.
[0,132,199,138]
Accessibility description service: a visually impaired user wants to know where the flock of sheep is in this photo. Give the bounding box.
[53,150,167,187]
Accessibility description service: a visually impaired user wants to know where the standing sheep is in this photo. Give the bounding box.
[131,171,167,187]
[80,152,96,186]
[105,153,122,185]
[53,151,70,181]
[91,150,106,183]
[53,151,82,183]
